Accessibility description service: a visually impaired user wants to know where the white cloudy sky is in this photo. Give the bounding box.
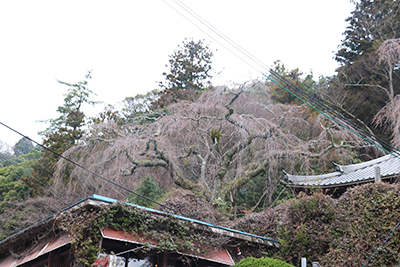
[0,0,354,148]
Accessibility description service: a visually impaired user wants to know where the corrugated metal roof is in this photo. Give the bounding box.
[91,194,280,247]
[284,154,400,188]
[102,228,235,266]
[0,235,71,267]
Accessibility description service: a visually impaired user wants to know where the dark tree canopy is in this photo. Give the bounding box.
[155,39,214,108]
[332,0,400,136]
[336,0,400,66]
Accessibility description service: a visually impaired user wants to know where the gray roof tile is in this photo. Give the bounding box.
[285,154,400,187]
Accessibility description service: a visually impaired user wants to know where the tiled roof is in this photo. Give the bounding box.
[284,154,400,188]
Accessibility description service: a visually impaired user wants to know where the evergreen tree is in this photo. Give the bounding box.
[26,71,99,195]
[335,0,400,128]
[128,176,163,208]
[155,39,214,108]
[268,60,316,104]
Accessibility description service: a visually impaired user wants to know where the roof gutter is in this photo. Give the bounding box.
[90,194,280,247]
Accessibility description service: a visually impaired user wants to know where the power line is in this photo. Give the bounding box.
[23,175,72,207]
[0,141,72,206]
[162,0,260,73]
[362,219,400,266]
[164,0,400,158]
[0,121,188,217]
[0,121,279,245]
[266,71,400,157]
[172,0,271,72]
[162,1,400,263]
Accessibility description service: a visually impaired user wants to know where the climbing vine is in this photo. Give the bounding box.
[55,202,221,266]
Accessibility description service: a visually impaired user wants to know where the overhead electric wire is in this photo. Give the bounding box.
[24,175,72,207]
[165,0,400,158]
[0,121,188,217]
[172,0,268,71]
[267,70,399,155]
[163,1,400,263]
[264,72,399,157]
[162,0,260,73]
[362,219,400,266]
[0,137,72,206]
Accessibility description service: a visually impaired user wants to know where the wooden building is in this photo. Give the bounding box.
[0,195,280,267]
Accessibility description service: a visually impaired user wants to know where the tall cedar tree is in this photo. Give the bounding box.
[335,0,400,129]
[25,71,98,195]
[154,39,213,108]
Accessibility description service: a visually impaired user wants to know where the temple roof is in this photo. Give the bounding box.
[283,153,400,188]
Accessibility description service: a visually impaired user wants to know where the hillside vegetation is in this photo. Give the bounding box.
[1,1,400,265]
[232,182,400,266]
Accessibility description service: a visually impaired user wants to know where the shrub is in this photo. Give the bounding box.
[276,193,336,265]
[322,183,400,266]
[234,257,294,267]
[128,176,164,208]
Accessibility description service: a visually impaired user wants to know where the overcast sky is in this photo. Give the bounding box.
[0,0,354,148]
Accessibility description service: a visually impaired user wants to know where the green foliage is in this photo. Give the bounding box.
[120,89,162,124]
[323,183,400,266]
[234,183,400,266]
[128,176,164,208]
[0,176,30,212]
[334,0,400,132]
[0,151,18,168]
[236,174,265,212]
[209,129,222,145]
[268,60,316,104]
[59,202,206,266]
[13,138,34,157]
[236,177,292,215]
[269,183,293,207]
[28,129,78,194]
[213,197,231,214]
[275,193,336,266]
[0,145,40,169]
[40,70,99,134]
[234,257,294,267]
[0,144,40,212]
[19,146,41,161]
[155,38,214,108]
[91,104,123,125]
[335,0,400,66]
[74,236,102,265]
[29,71,99,195]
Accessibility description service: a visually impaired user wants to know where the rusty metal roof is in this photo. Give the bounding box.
[102,228,235,266]
[284,154,400,188]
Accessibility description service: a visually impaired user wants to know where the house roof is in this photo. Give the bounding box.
[0,194,282,266]
[283,153,400,188]
[89,194,280,246]
[101,228,235,265]
[0,194,280,259]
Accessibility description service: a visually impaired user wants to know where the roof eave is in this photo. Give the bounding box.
[283,174,399,189]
